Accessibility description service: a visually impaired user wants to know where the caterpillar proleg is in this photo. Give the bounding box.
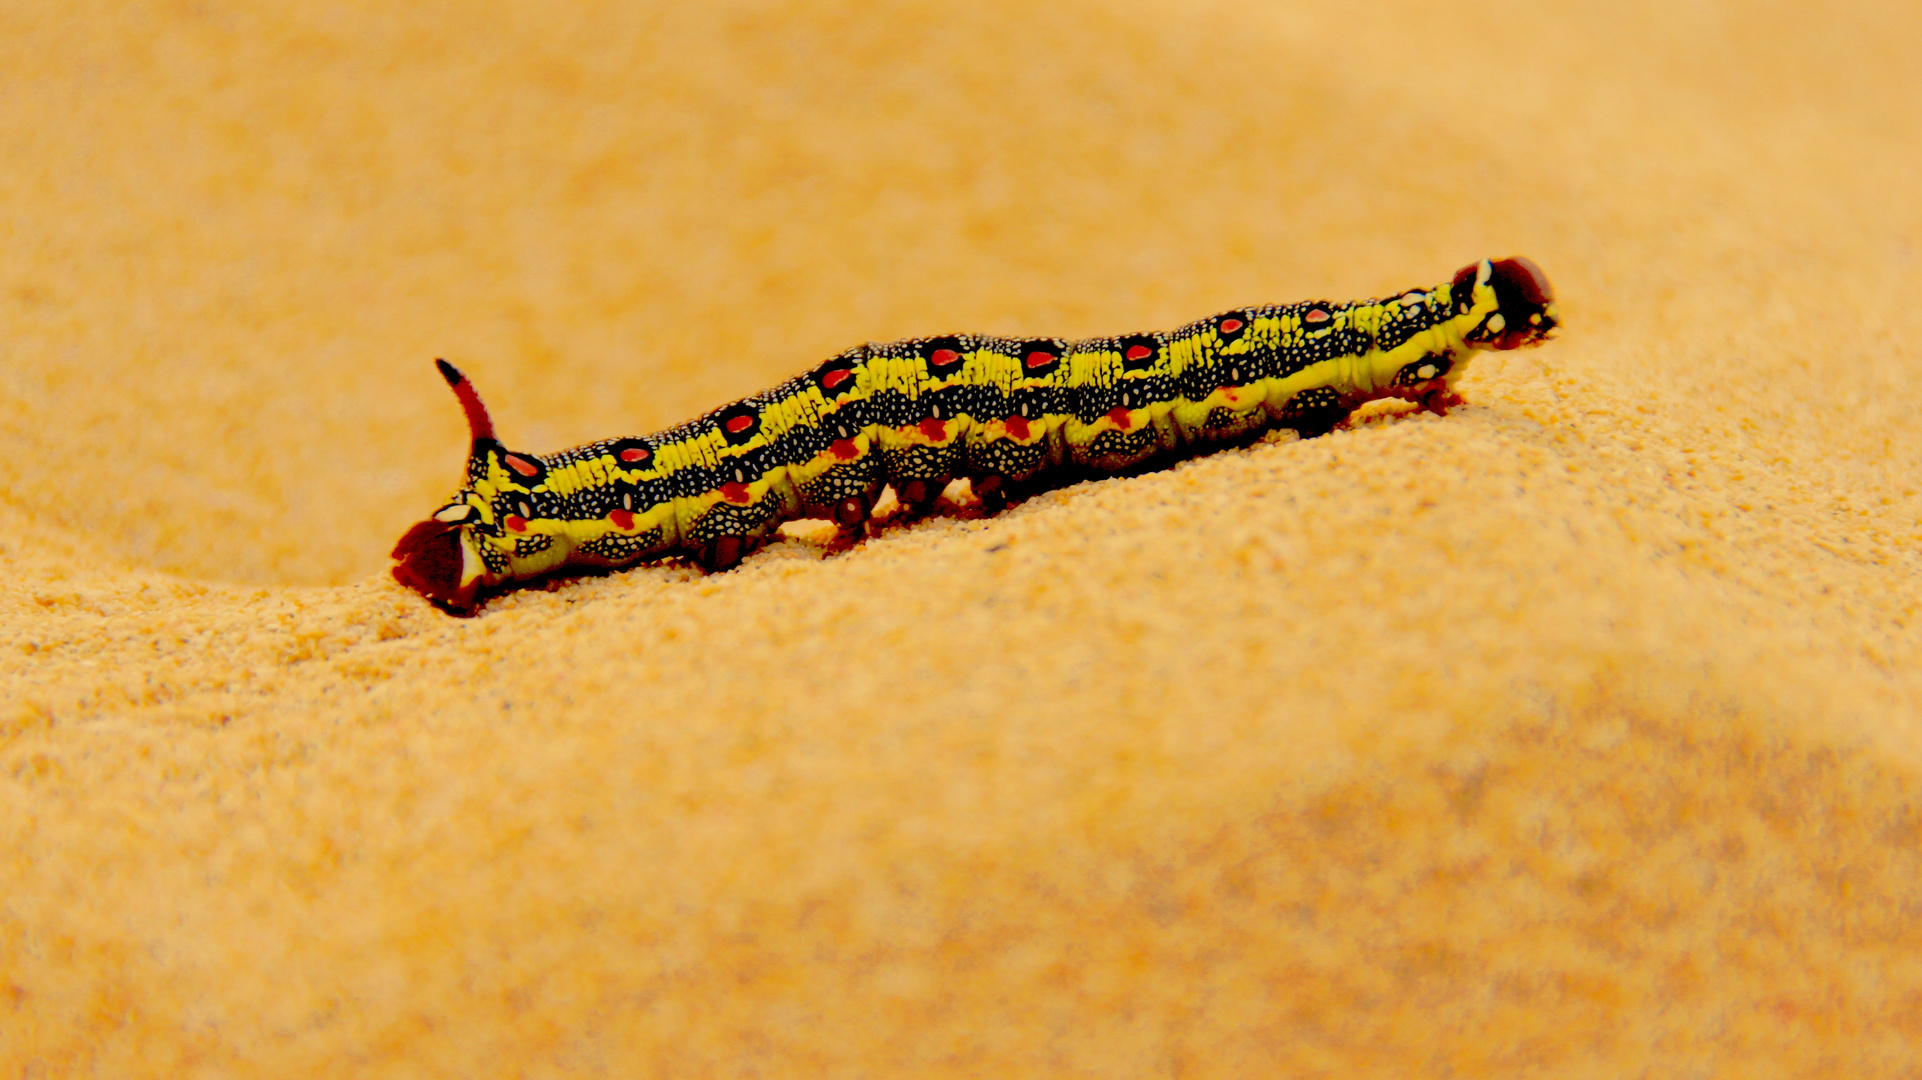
[393,257,1560,615]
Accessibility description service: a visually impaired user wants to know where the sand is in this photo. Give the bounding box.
[5,0,1922,1074]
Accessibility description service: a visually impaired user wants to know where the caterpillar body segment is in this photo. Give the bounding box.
[392,257,1560,615]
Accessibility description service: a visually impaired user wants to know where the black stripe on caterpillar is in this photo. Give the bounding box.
[393,257,1560,615]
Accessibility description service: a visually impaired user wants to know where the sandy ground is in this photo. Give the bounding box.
[5,0,1922,1074]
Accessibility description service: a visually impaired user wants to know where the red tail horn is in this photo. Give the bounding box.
[436,359,496,444]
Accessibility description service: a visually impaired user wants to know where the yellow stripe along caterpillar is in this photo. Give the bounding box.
[393,257,1560,615]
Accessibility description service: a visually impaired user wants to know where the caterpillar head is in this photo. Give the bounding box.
[390,360,553,615]
[1455,256,1559,350]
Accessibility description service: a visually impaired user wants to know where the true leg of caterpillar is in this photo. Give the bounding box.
[833,494,871,539]
[1288,406,1352,440]
[1418,386,1464,415]
[1273,387,1353,439]
[697,535,748,574]
[972,473,1008,516]
[878,435,961,521]
[893,479,939,518]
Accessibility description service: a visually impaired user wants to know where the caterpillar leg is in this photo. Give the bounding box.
[892,479,941,518]
[1293,410,1350,439]
[1418,386,1464,415]
[880,440,961,520]
[973,474,1008,516]
[696,535,748,573]
[798,456,885,532]
[833,493,872,539]
[970,470,1053,516]
[686,496,785,574]
[1276,387,1352,439]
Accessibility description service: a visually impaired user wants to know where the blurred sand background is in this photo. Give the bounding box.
[5,0,1922,1074]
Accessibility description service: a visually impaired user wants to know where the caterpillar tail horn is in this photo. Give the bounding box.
[436,357,497,446]
[390,359,496,615]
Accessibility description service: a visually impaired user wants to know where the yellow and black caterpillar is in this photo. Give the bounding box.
[394,257,1559,615]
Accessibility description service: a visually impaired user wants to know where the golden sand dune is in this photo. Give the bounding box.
[5,0,1922,1073]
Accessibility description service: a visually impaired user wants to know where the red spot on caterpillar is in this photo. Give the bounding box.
[1125,344,1153,362]
[1219,318,1244,333]
[829,438,860,461]
[821,368,853,390]
[1025,350,1055,369]
[505,454,540,477]
[1106,406,1134,430]
[725,415,755,435]
[918,417,947,441]
[1304,308,1330,324]
[930,348,960,366]
[1004,414,1031,440]
[504,515,528,533]
[609,509,634,530]
[618,448,648,463]
[720,482,751,503]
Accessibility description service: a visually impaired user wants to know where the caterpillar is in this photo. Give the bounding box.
[393,257,1559,615]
